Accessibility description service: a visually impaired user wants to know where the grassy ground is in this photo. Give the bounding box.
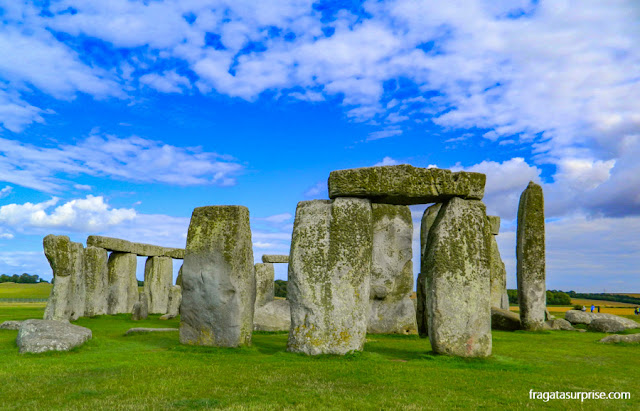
[1,304,639,410]
[0,283,52,299]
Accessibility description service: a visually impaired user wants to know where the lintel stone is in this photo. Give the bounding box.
[87,235,185,259]
[261,254,289,263]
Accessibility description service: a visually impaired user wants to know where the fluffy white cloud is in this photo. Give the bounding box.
[0,186,12,199]
[0,195,135,232]
[0,135,244,192]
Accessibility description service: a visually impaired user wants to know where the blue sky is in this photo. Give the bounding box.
[0,0,639,292]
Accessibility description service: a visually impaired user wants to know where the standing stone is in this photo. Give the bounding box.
[501,291,510,310]
[180,206,255,347]
[166,285,182,317]
[176,264,183,287]
[417,203,442,338]
[489,236,507,309]
[107,252,138,315]
[254,263,275,308]
[368,204,417,334]
[43,235,85,321]
[287,198,373,355]
[84,246,108,317]
[516,181,546,331]
[422,197,492,357]
[144,256,173,314]
[132,292,149,321]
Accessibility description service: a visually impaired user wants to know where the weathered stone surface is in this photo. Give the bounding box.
[107,252,138,315]
[588,318,627,333]
[261,255,289,263]
[417,203,442,338]
[487,215,500,235]
[0,320,23,330]
[254,263,275,308]
[517,181,546,331]
[546,318,575,331]
[491,307,521,331]
[287,198,372,355]
[125,327,179,335]
[176,264,183,286]
[132,293,149,321]
[83,246,108,317]
[600,333,640,344]
[328,165,486,205]
[368,204,417,334]
[254,299,291,331]
[144,256,173,314]
[86,235,184,259]
[565,310,640,329]
[180,206,255,347]
[501,292,510,310]
[422,197,492,357]
[489,236,507,310]
[165,285,182,319]
[43,235,86,321]
[16,320,92,354]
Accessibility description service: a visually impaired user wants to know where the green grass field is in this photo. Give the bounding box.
[0,283,52,299]
[1,304,639,409]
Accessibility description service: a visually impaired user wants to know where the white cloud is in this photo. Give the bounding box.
[0,186,13,199]
[0,135,244,193]
[554,158,616,191]
[139,70,192,93]
[367,129,402,141]
[0,232,14,239]
[0,195,136,232]
[255,213,293,224]
[303,181,327,198]
[374,156,399,166]
[73,184,92,191]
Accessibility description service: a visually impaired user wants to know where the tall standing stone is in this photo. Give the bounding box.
[487,216,507,309]
[417,203,442,338]
[516,181,546,331]
[144,256,173,314]
[107,252,138,315]
[287,198,373,355]
[422,197,492,357]
[180,206,255,347]
[368,204,417,334]
[254,263,275,308]
[166,285,182,318]
[43,235,85,321]
[84,246,108,317]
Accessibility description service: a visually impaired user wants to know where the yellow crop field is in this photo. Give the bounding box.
[0,283,52,299]
[615,293,640,298]
[570,298,638,308]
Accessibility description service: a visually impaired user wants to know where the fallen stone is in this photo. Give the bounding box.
[83,246,108,317]
[254,299,291,331]
[599,333,640,344]
[546,318,575,331]
[487,215,500,235]
[0,320,23,330]
[132,293,149,321]
[288,198,372,355]
[328,165,486,205]
[491,307,521,331]
[254,263,275,308]
[107,252,138,315]
[565,310,640,329]
[517,181,546,331]
[588,318,634,333]
[261,255,289,264]
[423,197,492,357]
[43,235,86,321]
[86,235,185,259]
[16,320,92,354]
[144,256,173,314]
[180,206,255,347]
[368,204,417,334]
[417,203,442,338]
[125,327,179,336]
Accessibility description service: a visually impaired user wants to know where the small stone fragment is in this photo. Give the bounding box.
[16,320,92,354]
[166,285,182,318]
[599,334,640,344]
[546,318,575,331]
[0,320,23,330]
[132,293,149,321]
[486,215,500,235]
[125,328,179,336]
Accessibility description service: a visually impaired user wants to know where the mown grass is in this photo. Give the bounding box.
[0,283,52,299]
[1,304,639,410]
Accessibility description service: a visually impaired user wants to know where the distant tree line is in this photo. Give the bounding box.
[565,291,640,305]
[0,273,48,284]
[507,289,571,305]
[274,280,287,298]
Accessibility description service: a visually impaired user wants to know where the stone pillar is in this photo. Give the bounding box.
[176,264,183,286]
[287,198,372,355]
[144,256,173,314]
[167,285,182,317]
[422,197,492,357]
[368,204,417,334]
[132,292,149,321]
[43,235,85,321]
[254,263,275,308]
[84,246,108,317]
[417,203,441,338]
[180,206,255,347]
[107,252,138,315]
[516,181,546,330]
[487,216,508,310]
